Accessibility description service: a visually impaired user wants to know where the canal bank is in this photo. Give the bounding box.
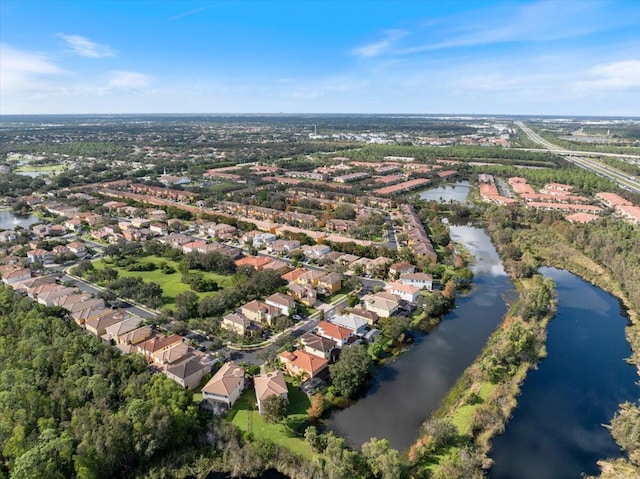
[328,225,515,451]
[488,267,640,479]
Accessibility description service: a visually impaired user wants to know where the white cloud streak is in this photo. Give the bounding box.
[351,29,407,58]
[58,34,116,58]
[168,5,213,20]
[573,60,640,90]
[107,70,151,90]
[0,44,65,92]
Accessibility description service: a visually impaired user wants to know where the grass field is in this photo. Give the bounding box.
[227,380,314,459]
[15,164,65,173]
[94,254,235,309]
[450,382,496,435]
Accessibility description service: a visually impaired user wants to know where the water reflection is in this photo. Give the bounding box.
[418,181,470,203]
[489,267,640,479]
[328,226,513,450]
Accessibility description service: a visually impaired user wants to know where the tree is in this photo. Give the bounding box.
[329,344,373,399]
[174,291,199,321]
[307,393,325,420]
[361,437,402,479]
[262,395,288,424]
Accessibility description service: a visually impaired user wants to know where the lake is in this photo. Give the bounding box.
[488,267,640,479]
[0,209,40,230]
[418,180,471,203]
[328,225,515,451]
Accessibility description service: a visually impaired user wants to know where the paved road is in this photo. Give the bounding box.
[516,121,640,194]
[382,213,398,251]
[61,272,157,320]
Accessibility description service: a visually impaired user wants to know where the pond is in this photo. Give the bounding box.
[0,209,40,230]
[328,225,515,451]
[418,180,470,203]
[488,267,640,479]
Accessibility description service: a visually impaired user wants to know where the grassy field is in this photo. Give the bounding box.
[15,164,65,173]
[449,382,496,435]
[94,254,235,309]
[227,380,314,459]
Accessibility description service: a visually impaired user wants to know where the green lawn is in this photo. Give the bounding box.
[227,380,314,459]
[94,255,235,309]
[15,164,65,173]
[450,382,496,435]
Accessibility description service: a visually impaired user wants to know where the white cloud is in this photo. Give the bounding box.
[0,44,65,92]
[573,60,640,90]
[351,29,407,58]
[168,5,213,20]
[58,34,116,58]
[107,70,151,90]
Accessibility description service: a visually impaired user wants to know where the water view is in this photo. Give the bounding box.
[489,267,639,479]
[0,209,40,230]
[328,225,515,450]
[418,181,471,203]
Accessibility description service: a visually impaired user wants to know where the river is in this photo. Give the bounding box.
[489,267,640,479]
[0,209,40,230]
[328,225,515,451]
[418,180,470,203]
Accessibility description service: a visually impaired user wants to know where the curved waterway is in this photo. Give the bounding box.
[489,267,640,479]
[328,225,515,451]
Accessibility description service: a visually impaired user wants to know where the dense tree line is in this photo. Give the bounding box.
[0,286,203,479]
[344,144,559,164]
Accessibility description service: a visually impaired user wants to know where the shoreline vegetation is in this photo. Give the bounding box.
[407,202,640,479]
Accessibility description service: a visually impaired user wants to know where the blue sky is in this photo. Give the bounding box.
[1,0,639,115]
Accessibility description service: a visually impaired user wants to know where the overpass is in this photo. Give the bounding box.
[515,122,640,195]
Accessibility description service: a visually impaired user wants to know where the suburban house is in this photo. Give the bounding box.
[385,281,421,303]
[389,261,416,277]
[265,292,296,317]
[151,341,190,369]
[316,320,355,347]
[137,334,184,361]
[362,292,400,318]
[278,350,328,379]
[252,232,278,248]
[253,370,288,415]
[115,326,153,353]
[239,300,280,326]
[267,239,300,255]
[209,223,237,239]
[235,255,273,271]
[329,314,368,336]
[182,240,208,254]
[300,332,338,360]
[302,244,331,259]
[262,260,292,275]
[166,354,213,389]
[317,272,342,295]
[287,283,317,307]
[349,307,379,325]
[297,269,325,286]
[150,222,169,235]
[32,285,77,306]
[1,268,31,285]
[27,248,54,264]
[221,313,260,336]
[84,310,126,337]
[67,241,87,256]
[399,272,433,290]
[201,361,245,407]
[101,316,144,343]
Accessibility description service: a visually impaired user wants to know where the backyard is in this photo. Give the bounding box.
[227,380,314,459]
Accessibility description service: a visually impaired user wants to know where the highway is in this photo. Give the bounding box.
[516,122,640,194]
